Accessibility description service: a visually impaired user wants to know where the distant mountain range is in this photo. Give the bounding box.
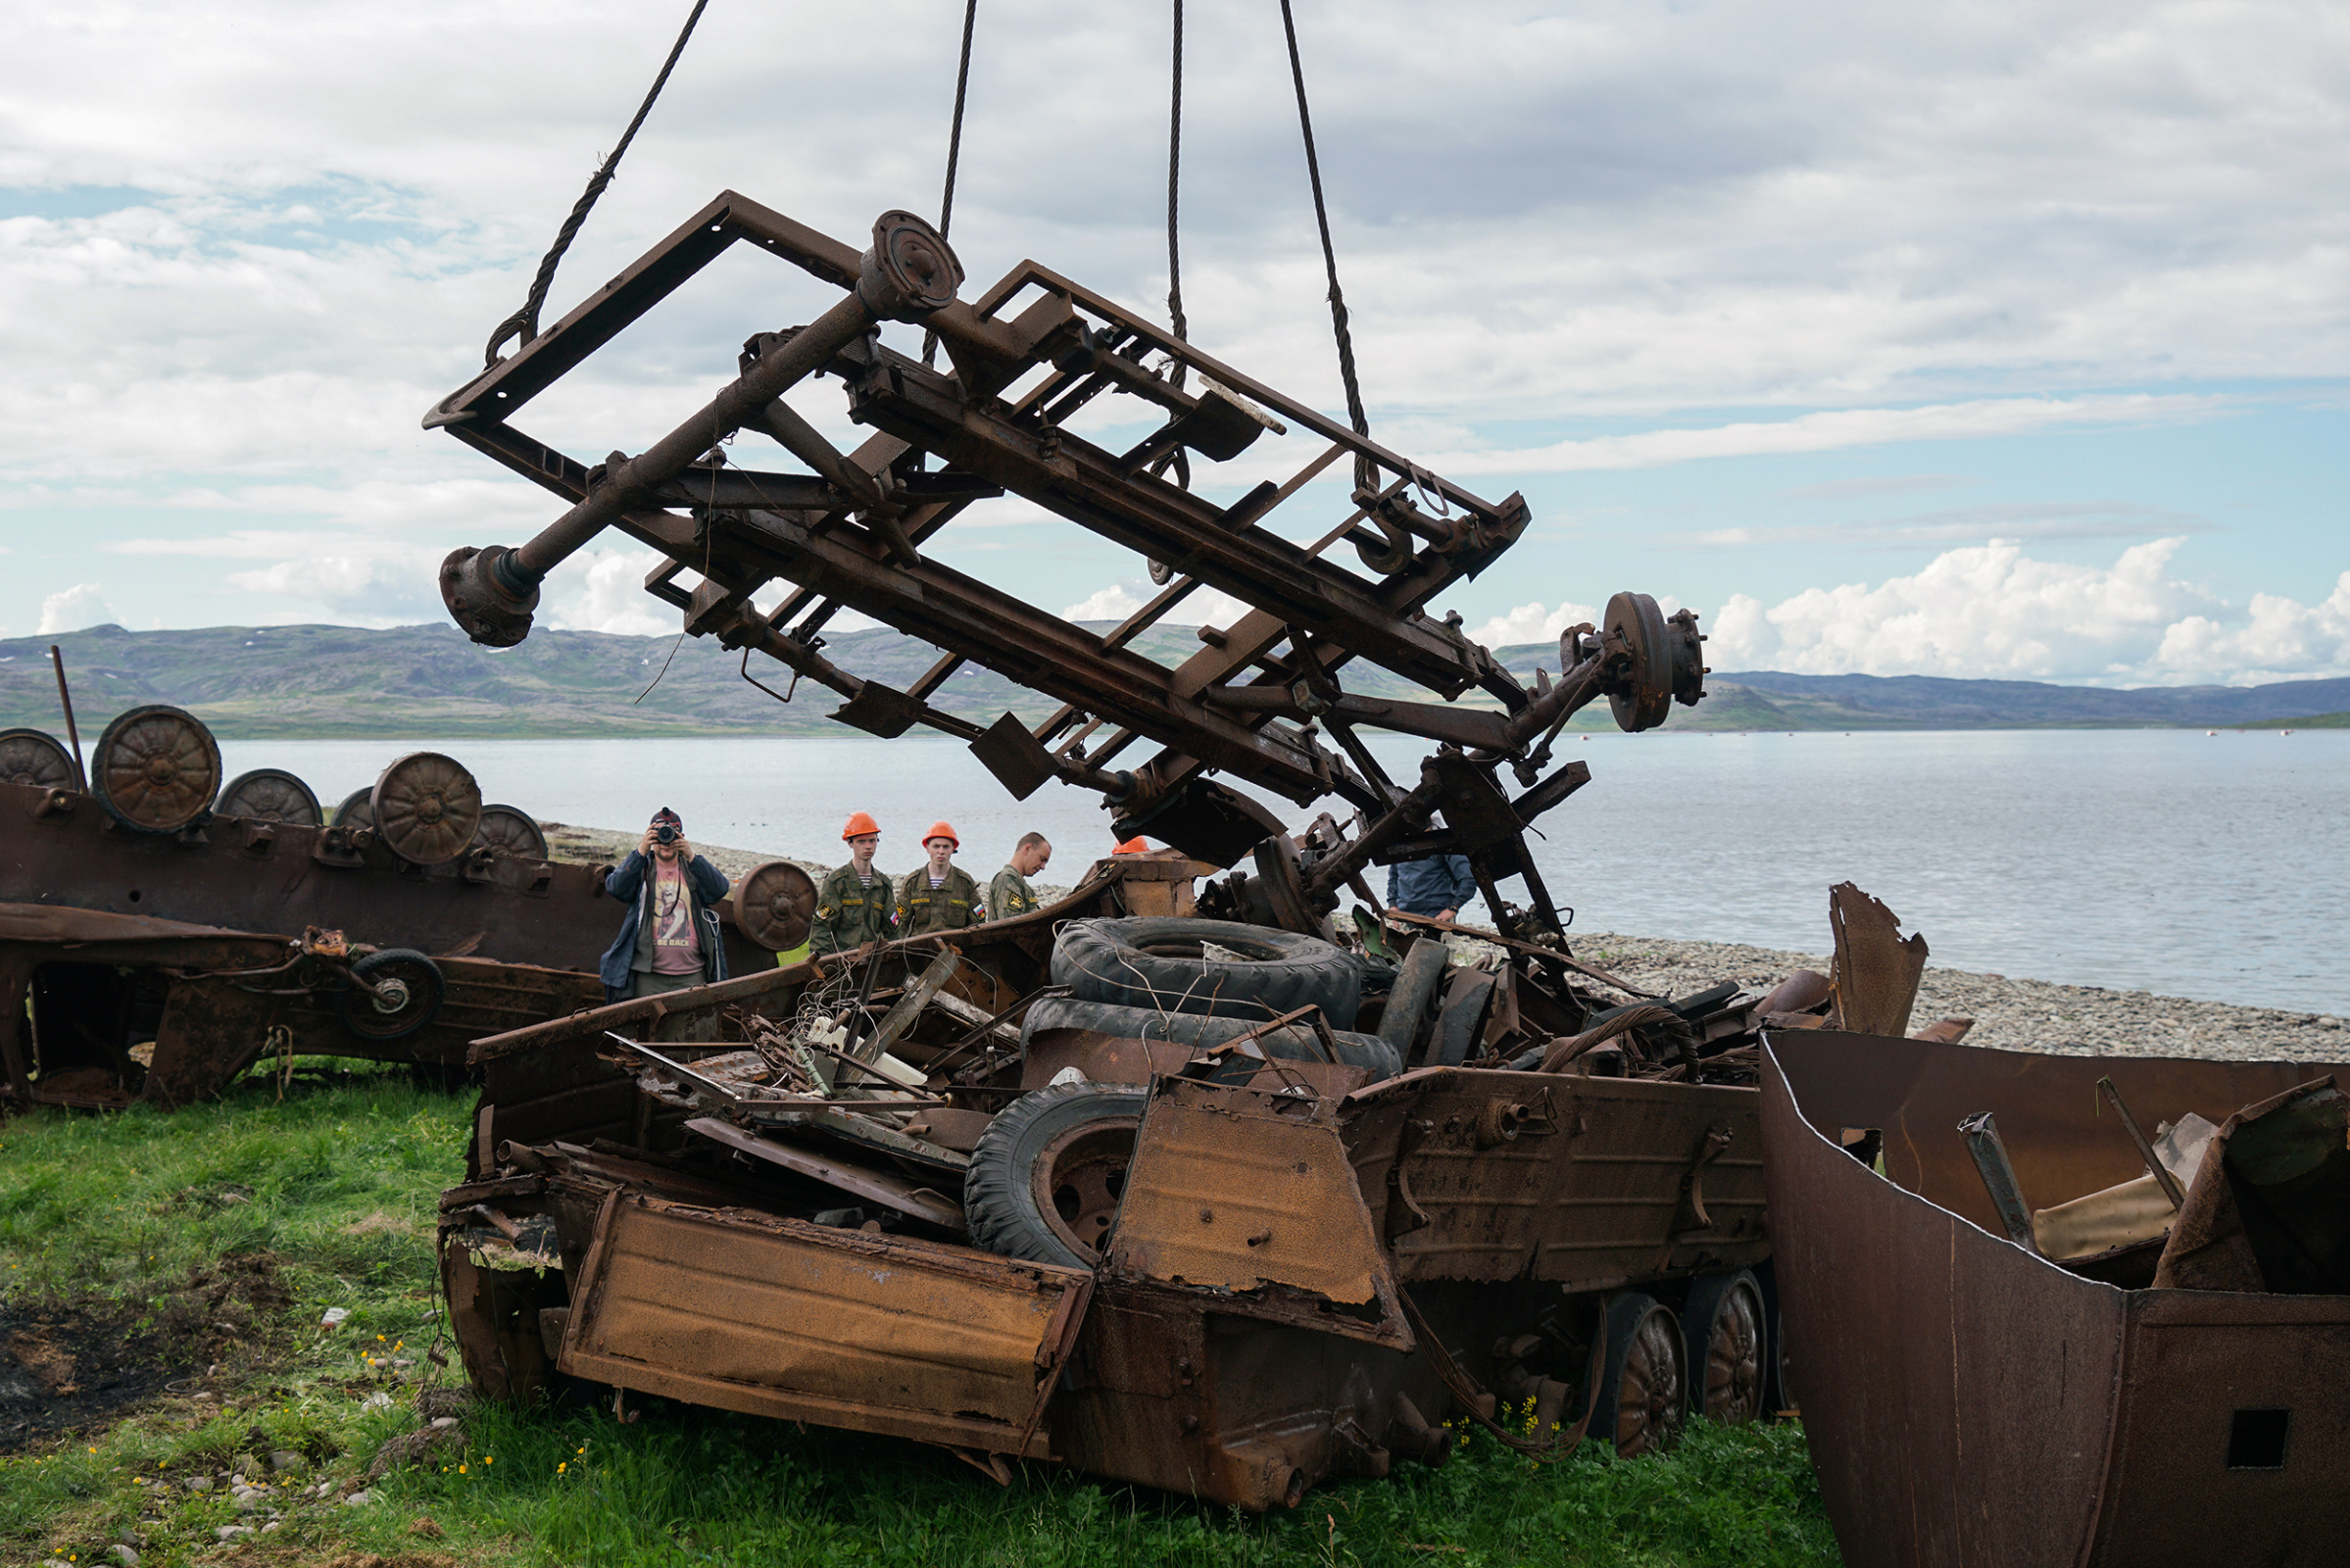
[3,623,2344,741]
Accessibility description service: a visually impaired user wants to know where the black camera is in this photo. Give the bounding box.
[654,823,679,845]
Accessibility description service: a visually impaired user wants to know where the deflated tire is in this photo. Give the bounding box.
[1051,916,1363,1030]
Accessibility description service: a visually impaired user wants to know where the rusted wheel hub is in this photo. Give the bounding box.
[91,705,221,834]
[1031,1118,1139,1266]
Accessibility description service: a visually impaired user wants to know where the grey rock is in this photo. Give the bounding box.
[269,1449,305,1474]
[109,1546,139,1566]
[345,1490,373,1506]
[215,1525,254,1543]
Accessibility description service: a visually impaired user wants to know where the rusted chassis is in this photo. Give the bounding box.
[441,882,1768,1509]
[1764,1031,2350,1568]
[0,778,762,1106]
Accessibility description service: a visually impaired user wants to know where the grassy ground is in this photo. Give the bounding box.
[0,1072,1839,1568]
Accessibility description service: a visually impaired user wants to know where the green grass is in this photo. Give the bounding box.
[0,1073,1838,1567]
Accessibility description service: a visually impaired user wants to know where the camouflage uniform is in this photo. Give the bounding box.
[987,864,1042,922]
[898,864,986,935]
[808,862,897,956]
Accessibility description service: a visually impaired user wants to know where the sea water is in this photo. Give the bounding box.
[216,729,2349,1014]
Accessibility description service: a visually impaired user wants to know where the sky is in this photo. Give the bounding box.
[2,0,2345,687]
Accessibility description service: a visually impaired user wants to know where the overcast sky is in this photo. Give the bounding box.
[3,0,2345,686]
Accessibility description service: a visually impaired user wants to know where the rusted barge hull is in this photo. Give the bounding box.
[1763,1030,2350,1568]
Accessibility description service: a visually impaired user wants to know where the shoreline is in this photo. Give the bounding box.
[543,823,2344,1062]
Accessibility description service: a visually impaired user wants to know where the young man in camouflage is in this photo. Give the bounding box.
[809,811,895,956]
[898,821,985,934]
[988,832,1052,921]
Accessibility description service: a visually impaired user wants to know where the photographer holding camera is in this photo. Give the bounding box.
[598,807,731,1004]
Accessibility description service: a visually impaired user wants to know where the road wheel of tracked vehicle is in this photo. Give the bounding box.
[370,752,482,865]
[93,705,221,834]
[733,860,818,952]
[333,787,375,829]
[215,767,322,826]
[1052,916,1362,1030]
[335,948,447,1043]
[1592,1292,1686,1457]
[1681,1270,1767,1426]
[0,727,76,791]
[1377,936,1450,1066]
[964,1081,1150,1268]
[470,803,547,859]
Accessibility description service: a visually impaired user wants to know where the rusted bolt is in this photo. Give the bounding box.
[1247,1229,1273,1248]
[1180,1414,1200,1433]
[1199,1207,1214,1224]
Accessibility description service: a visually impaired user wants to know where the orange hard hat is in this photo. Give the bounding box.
[1114,836,1149,854]
[841,810,880,840]
[922,820,959,849]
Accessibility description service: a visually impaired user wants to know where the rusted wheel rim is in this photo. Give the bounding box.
[93,706,220,833]
[0,728,75,791]
[334,787,374,829]
[369,752,482,865]
[470,804,547,859]
[1703,1281,1767,1425]
[216,767,321,826]
[1602,591,1675,732]
[1614,1305,1687,1457]
[1031,1117,1139,1266]
[734,860,817,951]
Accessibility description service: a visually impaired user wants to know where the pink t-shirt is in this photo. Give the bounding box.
[649,857,703,975]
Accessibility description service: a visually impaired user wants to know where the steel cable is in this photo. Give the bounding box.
[924,0,983,369]
[1275,0,1376,494]
[482,0,714,368]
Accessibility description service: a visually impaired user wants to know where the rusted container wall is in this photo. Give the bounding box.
[1765,1032,2350,1568]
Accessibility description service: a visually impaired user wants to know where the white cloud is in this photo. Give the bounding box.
[1062,578,1256,628]
[38,582,117,633]
[539,548,677,638]
[1700,539,2350,685]
[1464,599,1603,650]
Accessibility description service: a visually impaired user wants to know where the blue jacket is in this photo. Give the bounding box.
[1387,854,1477,918]
[599,851,731,997]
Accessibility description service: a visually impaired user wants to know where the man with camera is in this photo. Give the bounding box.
[598,807,731,1004]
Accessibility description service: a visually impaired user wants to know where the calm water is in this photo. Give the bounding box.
[220,730,2350,1014]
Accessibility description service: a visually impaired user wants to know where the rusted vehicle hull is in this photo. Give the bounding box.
[0,904,602,1108]
[0,777,769,1104]
[1763,1030,2350,1568]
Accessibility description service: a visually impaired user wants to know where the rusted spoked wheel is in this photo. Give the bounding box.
[1682,1270,1768,1426]
[333,787,374,829]
[1595,1292,1686,1457]
[369,752,482,865]
[0,727,76,791]
[92,705,221,834]
[470,804,547,860]
[334,949,446,1043]
[733,860,817,951]
[964,1082,1148,1268]
[216,767,322,826]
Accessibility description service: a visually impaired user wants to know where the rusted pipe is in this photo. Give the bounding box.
[47,647,87,791]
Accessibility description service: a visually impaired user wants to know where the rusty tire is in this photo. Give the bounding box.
[964,1082,1149,1268]
[335,948,446,1044]
[1019,995,1401,1080]
[1376,936,1450,1065]
[1681,1270,1767,1426]
[0,727,76,791]
[216,767,322,826]
[1592,1293,1686,1457]
[1052,916,1362,1029]
[92,704,221,834]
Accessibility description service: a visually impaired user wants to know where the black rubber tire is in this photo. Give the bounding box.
[1051,916,1362,1029]
[1379,936,1450,1064]
[335,949,446,1043]
[964,1081,1151,1268]
[1021,995,1401,1080]
[1591,1292,1686,1456]
[1680,1269,1768,1426]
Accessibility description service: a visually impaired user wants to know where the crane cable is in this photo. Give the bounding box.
[923,0,984,368]
[482,0,714,368]
[1275,0,1377,496]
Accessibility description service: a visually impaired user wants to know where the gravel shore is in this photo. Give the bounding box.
[1573,931,2348,1063]
[541,823,2344,1063]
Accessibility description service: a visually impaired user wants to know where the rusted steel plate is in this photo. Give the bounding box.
[1825,882,1927,1038]
[1341,1068,1768,1289]
[560,1194,1084,1455]
[1105,1077,1411,1348]
[1765,1031,2350,1568]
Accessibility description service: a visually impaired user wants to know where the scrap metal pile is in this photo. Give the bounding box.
[416,202,1894,1507]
